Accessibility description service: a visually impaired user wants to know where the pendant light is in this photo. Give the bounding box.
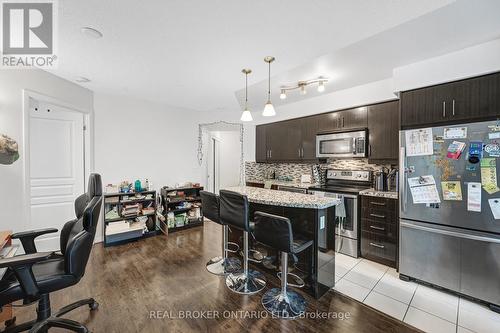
[240,69,253,122]
[262,56,276,117]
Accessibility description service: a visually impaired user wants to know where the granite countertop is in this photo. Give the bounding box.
[223,186,340,209]
[359,188,398,200]
[245,179,320,189]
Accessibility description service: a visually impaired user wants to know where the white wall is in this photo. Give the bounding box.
[0,69,93,236]
[210,131,241,189]
[393,38,500,92]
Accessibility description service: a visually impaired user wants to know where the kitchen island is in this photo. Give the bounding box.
[223,186,340,299]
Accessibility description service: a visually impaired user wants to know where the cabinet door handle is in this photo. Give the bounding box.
[301,148,304,158]
[370,225,386,231]
[442,101,446,118]
[369,144,372,157]
[370,242,385,249]
[270,150,272,158]
[342,117,345,127]
[370,213,386,219]
[298,148,301,157]
[452,99,455,116]
[370,201,386,206]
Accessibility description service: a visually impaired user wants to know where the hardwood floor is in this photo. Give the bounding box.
[12,221,419,333]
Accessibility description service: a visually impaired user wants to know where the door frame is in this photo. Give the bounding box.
[206,135,221,193]
[21,89,94,239]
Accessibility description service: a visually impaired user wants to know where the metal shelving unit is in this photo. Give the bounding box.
[159,186,204,234]
[103,190,159,247]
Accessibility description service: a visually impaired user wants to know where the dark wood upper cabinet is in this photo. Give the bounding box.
[367,101,399,162]
[266,122,288,161]
[316,112,341,133]
[315,107,367,133]
[255,125,268,162]
[401,72,500,128]
[255,116,320,162]
[301,116,319,160]
[338,107,368,130]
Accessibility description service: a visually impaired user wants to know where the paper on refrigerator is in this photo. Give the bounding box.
[408,175,441,204]
[480,158,500,194]
[488,198,500,219]
[405,128,434,156]
[467,182,482,212]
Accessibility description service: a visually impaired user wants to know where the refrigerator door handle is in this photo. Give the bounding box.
[400,221,500,244]
[399,132,408,212]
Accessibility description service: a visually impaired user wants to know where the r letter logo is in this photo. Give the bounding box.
[1,1,57,68]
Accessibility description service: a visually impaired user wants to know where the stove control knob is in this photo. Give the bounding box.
[357,174,362,178]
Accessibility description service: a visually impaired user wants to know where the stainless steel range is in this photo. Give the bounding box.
[309,169,372,258]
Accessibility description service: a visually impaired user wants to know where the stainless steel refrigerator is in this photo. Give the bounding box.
[399,120,500,311]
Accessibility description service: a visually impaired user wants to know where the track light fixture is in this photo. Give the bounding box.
[279,76,329,99]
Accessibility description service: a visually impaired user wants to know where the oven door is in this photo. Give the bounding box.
[332,193,358,240]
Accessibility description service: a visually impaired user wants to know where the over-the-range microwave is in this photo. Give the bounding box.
[316,130,367,158]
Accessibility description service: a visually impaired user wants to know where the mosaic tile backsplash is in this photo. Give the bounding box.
[245,159,395,185]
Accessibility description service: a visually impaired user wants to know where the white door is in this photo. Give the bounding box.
[29,99,85,251]
[207,137,220,193]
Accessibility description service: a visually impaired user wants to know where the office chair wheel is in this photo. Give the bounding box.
[89,301,99,311]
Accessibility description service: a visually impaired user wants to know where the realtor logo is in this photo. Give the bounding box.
[1,0,57,68]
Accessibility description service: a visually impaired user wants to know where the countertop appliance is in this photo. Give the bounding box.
[309,169,372,257]
[316,130,367,158]
[400,120,500,312]
[374,168,388,192]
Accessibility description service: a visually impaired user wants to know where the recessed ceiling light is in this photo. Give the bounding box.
[76,76,90,83]
[81,27,103,39]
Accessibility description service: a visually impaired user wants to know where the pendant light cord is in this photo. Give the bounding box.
[245,71,248,108]
[267,61,271,100]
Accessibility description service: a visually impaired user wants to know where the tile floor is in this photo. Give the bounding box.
[328,253,500,333]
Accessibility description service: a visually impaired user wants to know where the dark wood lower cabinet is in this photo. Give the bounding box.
[360,196,399,268]
[361,231,397,267]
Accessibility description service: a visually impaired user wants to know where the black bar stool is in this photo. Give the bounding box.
[200,191,241,276]
[220,190,266,294]
[254,211,313,319]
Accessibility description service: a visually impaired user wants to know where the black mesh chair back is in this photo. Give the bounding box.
[219,190,250,232]
[254,211,293,254]
[200,190,221,224]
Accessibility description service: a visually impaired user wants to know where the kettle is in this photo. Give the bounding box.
[374,168,388,192]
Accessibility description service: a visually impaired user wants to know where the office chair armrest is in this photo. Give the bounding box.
[0,252,54,299]
[11,228,58,254]
[0,251,53,269]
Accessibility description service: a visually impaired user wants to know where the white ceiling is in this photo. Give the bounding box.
[50,0,462,113]
[236,0,500,113]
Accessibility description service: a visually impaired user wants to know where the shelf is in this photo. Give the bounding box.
[105,212,155,223]
[167,219,203,233]
[104,190,156,197]
[104,228,160,247]
[166,197,201,204]
[166,207,193,214]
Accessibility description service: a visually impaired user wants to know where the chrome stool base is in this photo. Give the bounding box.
[276,272,305,288]
[262,288,306,319]
[225,270,266,294]
[206,256,241,276]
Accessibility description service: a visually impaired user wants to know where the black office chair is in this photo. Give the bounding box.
[220,190,266,294]
[254,211,312,319]
[0,174,103,333]
[200,191,241,276]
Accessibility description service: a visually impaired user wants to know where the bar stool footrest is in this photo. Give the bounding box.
[226,242,239,253]
[276,272,305,288]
